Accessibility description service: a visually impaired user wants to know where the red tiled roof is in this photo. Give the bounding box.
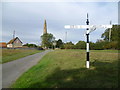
[0,42,7,47]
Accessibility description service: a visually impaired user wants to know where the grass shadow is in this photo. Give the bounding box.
[25,60,118,88]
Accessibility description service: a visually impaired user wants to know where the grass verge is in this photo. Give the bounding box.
[1,49,44,64]
[11,50,118,88]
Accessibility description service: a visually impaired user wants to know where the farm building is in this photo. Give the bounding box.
[0,42,7,48]
[7,37,23,48]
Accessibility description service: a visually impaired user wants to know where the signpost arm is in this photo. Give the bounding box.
[86,13,90,68]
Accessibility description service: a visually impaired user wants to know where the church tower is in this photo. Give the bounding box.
[43,19,47,34]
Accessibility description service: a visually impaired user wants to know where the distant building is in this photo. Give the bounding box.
[0,42,7,48]
[43,19,47,34]
[7,37,23,48]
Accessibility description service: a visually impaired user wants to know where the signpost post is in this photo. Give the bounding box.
[86,13,90,68]
[64,13,112,69]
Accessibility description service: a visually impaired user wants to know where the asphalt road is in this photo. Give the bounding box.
[2,50,52,88]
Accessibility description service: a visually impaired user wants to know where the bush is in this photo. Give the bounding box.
[104,41,118,49]
[75,41,86,49]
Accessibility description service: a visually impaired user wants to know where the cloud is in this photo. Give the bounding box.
[2,0,120,2]
[2,2,118,44]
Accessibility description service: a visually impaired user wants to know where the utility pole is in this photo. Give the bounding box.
[13,30,15,49]
[65,31,67,43]
[109,21,112,42]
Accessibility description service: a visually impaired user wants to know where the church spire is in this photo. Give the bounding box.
[43,19,47,34]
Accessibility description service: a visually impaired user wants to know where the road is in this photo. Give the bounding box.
[2,50,52,88]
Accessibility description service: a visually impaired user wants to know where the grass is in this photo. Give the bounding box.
[11,49,118,88]
[1,49,44,64]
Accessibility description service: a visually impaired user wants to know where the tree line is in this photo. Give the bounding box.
[40,25,119,50]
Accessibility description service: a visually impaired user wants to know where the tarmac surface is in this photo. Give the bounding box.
[2,50,52,88]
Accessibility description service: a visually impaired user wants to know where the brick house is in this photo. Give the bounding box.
[0,42,7,48]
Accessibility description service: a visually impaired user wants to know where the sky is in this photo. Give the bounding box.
[1,0,118,45]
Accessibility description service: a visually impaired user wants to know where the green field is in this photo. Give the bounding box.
[11,50,118,88]
[1,49,44,63]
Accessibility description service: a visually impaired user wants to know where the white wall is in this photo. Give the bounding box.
[7,44,13,48]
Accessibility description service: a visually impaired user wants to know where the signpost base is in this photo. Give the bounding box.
[86,61,90,68]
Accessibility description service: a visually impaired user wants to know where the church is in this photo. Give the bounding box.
[43,19,47,34]
[41,19,48,49]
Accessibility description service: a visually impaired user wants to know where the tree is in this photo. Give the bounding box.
[23,43,29,46]
[75,41,86,49]
[101,25,119,49]
[104,41,118,49]
[41,33,55,49]
[93,39,109,50]
[56,39,63,48]
[23,43,37,48]
[101,25,119,42]
[89,42,96,50]
[64,41,74,49]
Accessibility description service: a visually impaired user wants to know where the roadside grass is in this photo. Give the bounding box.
[11,49,118,88]
[64,49,118,53]
[0,49,1,64]
[1,49,44,64]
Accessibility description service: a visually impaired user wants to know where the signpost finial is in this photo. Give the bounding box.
[87,13,89,19]
[86,13,89,25]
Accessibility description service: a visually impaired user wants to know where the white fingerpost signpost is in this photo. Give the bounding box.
[86,13,90,68]
[64,13,112,69]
